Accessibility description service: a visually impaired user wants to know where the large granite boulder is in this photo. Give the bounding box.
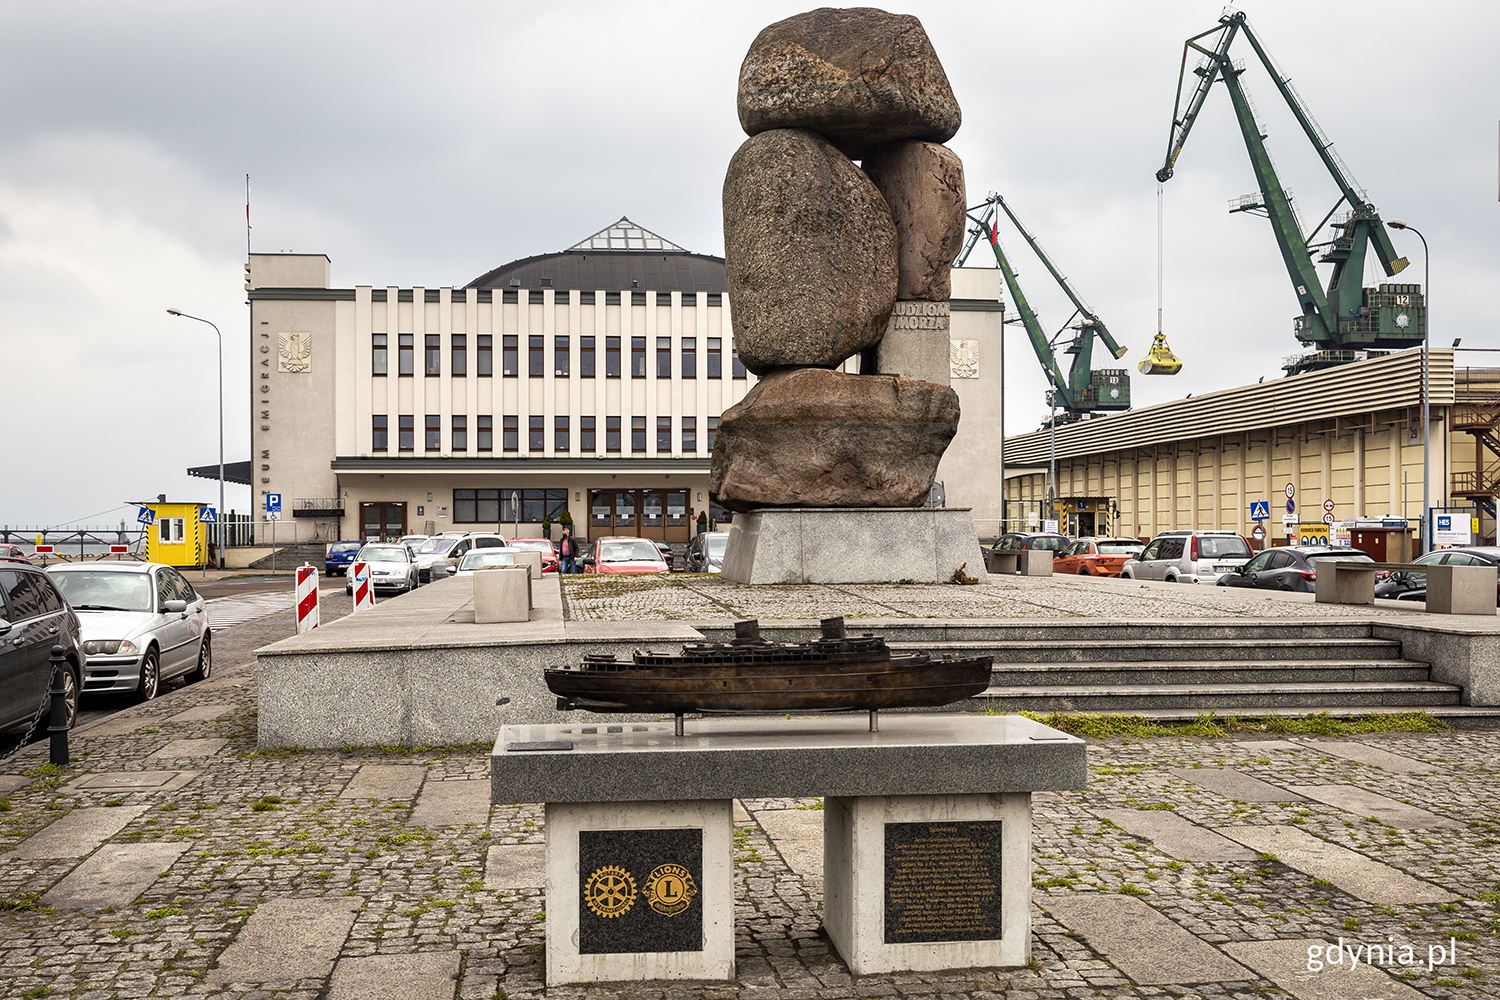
[862,141,966,301]
[709,367,960,511]
[737,7,961,160]
[724,128,897,374]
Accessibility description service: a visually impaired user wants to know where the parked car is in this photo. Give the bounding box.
[989,532,1070,556]
[1,564,82,733]
[325,540,363,577]
[509,538,559,573]
[685,531,729,573]
[1053,537,1145,577]
[398,534,429,550]
[1374,547,1500,602]
[1,544,28,565]
[1217,545,1372,593]
[653,539,676,571]
[583,537,671,575]
[1121,530,1253,584]
[412,536,460,582]
[344,543,419,594]
[439,533,509,575]
[454,550,517,576]
[46,562,209,702]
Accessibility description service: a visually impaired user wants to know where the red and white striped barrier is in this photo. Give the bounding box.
[351,561,375,610]
[295,564,320,633]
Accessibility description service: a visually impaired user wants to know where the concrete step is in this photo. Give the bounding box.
[969,680,1462,713]
[891,638,1405,664]
[985,703,1500,728]
[715,620,1384,644]
[982,660,1433,686]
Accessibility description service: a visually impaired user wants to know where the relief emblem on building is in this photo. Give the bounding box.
[278,332,311,373]
[950,340,979,379]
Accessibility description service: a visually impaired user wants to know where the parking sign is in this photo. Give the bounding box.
[266,493,282,513]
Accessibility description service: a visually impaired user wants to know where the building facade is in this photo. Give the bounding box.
[247,220,1006,547]
[1001,349,1500,548]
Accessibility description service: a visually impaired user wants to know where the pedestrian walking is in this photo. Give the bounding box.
[559,528,576,574]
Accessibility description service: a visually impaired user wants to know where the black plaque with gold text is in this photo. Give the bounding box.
[579,828,703,954]
[883,821,1003,944]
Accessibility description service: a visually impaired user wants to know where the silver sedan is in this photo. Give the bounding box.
[344,543,419,594]
[47,562,212,701]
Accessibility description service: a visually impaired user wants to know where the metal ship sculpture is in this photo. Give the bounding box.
[546,617,992,717]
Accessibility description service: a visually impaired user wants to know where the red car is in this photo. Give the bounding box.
[509,538,559,573]
[584,537,670,575]
[1,544,27,564]
[1053,537,1146,577]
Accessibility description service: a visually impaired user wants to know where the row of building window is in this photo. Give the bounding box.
[371,415,720,454]
[370,334,748,379]
[453,488,569,524]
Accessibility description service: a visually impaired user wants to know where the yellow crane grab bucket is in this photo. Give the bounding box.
[1138,332,1183,376]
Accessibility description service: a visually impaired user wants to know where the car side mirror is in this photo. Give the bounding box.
[582,555,595,566]
[163,599,188,613]
[0,618,10,636]
[431,562,449,579]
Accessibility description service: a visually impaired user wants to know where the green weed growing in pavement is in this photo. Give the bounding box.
[0,893,53,913]
[145,906,183,919]
[0,798,8,812]
[249,796,282,812]
[1119,884,1149,896]
[20,986,51,998]
[1013,709,1448,739]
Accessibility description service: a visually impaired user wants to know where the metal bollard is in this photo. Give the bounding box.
[47,645,69,766]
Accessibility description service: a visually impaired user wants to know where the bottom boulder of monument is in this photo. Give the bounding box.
[709,368,959,510]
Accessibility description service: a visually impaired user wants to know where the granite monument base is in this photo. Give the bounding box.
[545,799,735,984]
[720,507,989,585]
[824,792,1031,974]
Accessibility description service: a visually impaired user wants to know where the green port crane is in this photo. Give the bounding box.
[1157,10,1425,375]
[957,193,1133,422]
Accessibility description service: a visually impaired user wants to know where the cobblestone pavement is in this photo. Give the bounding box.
[2,588,1499,998]
[560,572,1434,623]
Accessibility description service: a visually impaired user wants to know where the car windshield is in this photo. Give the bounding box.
[1200,536,1251,558]
[331,541,362,553]
[360,545,409,562]
[1097,541,1144,555]
[600,541,662,563]
[1029,536,1068,551]
[416,538,457,555]
[706,535,729,556]
[510,541,552,552]
[1307,552,1373,564]
[52,571,153,612]
[459,551,514,570]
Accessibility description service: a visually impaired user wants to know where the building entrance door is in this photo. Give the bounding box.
[361,502,406,542]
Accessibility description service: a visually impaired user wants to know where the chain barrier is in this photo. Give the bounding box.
[0,677,54,763]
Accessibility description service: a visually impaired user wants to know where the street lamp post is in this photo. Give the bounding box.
[167,309,224,571]
[1386,220,1430,552]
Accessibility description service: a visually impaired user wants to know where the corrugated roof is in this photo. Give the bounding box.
[467,217,726,293]
[1004,348,1456,465]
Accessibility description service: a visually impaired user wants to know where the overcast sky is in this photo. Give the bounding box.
[2,1,1495,530]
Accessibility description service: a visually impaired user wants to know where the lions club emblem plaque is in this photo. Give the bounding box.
[578,828,703,954]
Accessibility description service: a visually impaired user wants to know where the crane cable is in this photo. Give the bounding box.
[1157,181,1164,340]
[1139,182,1183,376]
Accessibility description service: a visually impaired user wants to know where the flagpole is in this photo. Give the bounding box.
[245,174,251,257]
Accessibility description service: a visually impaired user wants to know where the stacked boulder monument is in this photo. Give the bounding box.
[713,7,988,585]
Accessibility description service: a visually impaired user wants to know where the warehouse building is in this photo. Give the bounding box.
[1003,348,1500,551]
[244,219,1006,548]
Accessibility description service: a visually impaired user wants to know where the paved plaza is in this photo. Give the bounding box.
[1,584,1498,998]
[560,572,1447,623]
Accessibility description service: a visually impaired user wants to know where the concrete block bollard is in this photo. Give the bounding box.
[512,551,544,609]
[1426,564,1499,616]
[1020,549,1054,577]
[474,567,531,623]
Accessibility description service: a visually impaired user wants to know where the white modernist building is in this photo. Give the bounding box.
[246,219,1005,547]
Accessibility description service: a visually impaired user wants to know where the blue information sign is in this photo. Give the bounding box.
[137,507,155,526]
[200,507,217,524]
[266,493,282,513]
[1249,501,1270,521]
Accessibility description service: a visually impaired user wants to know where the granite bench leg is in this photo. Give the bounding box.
[474,567,530,623]
[1020,551,1053,577]
[822,792,1031,975]
[544,799,734,984]
[1315,566,1375,605]
[989,552,1021,575]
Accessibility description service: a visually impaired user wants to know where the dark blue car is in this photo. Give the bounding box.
[325,540,363,577]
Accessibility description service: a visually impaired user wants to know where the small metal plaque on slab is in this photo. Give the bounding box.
[505,741,573,752]
[579,828,703,954]
[884,820,1003,944]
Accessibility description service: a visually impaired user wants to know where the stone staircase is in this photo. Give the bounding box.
[712,620,1497,723]
[246,542,327,571]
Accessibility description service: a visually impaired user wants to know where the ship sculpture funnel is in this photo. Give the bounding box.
[733,619,762,643]
[820,616,847,640]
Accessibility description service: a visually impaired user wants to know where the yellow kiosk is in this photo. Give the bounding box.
[140,500,208,568]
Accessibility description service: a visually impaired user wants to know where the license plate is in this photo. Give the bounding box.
[1214,565,1233,573]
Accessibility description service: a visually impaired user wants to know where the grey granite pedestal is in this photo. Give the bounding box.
[492,714,1086,981]
[719,507,989,584]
